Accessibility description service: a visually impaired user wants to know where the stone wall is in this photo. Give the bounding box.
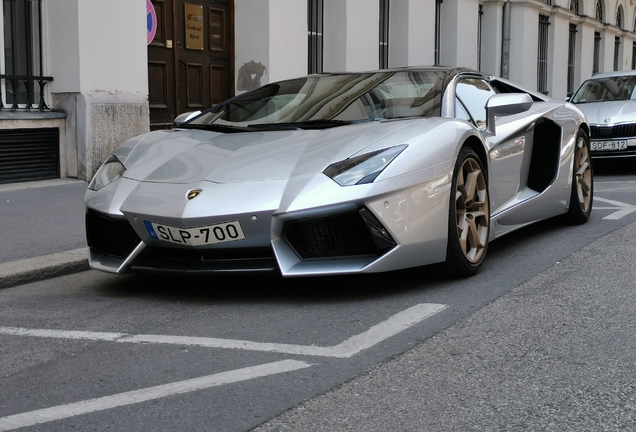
[53,92,149,180]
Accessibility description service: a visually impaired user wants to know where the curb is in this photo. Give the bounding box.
[0,248,90,290]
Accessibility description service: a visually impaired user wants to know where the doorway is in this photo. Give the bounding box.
[148,0,234,130]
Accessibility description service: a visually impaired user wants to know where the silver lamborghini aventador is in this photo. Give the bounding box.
[84,66,593,277]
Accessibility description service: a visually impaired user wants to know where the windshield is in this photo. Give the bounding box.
[186,71,445,128]
[571,75,636,104]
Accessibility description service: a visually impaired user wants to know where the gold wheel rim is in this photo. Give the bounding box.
[574,136,592,213]
[455,158,489,263]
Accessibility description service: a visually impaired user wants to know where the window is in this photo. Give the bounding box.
[477,5,483,72]
[593,32,601,74]
[567,24,577,96]
[614,36,620,71]
[616,6,623,29]
[595,0,603,22]
[455,78,497,130]
[434,0,442,65]
[537,14,549,95]
[191,71,446,126]
[569,0,579,14]
[379,0,389,69]
[1,0,51,109]
[307,0,323,74]
[632,42,636,70]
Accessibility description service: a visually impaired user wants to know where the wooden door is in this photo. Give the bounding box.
[176,0,233,116]
[148,0,234,130]
[148,0,177,130]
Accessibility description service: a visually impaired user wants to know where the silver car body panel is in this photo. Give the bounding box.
[84,68,587,276]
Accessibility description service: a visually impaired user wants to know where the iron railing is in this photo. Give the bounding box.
[478,5,483,71]
[593,32,601,74]
[2,0,52,110]
[307,0,324,74]
[0,74,53,110]
[614,36,621,71]
[537,14,550,95]
[434,0,442,66]
[379,0,390,69]
[567,24,577,96]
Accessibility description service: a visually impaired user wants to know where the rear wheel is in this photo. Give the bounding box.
[439,147,490,277]
[563,129,593,224]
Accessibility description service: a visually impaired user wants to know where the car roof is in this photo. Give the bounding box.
[585,70,636,80]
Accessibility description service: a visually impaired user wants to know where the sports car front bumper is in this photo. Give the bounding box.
[84,162,454,276]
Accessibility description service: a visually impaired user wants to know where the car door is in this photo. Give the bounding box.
[455,77,530,217]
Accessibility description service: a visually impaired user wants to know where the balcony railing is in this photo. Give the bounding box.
[0,74,54,110]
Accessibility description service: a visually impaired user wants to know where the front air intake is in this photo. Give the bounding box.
[284,209,395,259]
[86,210,141,259]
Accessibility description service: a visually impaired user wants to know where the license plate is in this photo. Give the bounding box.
[144,220,245,246]
[590,140,627,151]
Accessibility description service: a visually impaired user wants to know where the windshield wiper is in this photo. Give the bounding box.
[177,123,256,133]
[248,118,374,130]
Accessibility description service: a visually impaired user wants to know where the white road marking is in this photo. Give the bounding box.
[0,303,447,358]
[0,360,311,432]
[594,196,636,220]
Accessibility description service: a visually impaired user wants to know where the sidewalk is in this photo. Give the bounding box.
[253,219,636,432]
[0,179,89,289]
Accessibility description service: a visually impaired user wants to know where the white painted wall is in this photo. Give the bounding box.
[235,0,306,88]
[549,13,570,98]
[75,1,147,94]
[480,2,503,76]
[269,0,307,81]
[577,21,596,85]
[389,0,436,67]
[344,0,379,71]
[46,0,149,179]
[235,0,270,87]
[323,0,347,71]
[324,0,379,71]
[508,4,540,92]
[46,0,81,93]
[441,0,479,69]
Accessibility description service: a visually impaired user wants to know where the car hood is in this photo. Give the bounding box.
[575,100,636,125]
[120,121,418,184]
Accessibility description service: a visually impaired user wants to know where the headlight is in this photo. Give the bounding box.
[323,145,407,186]
[88,155,126,191]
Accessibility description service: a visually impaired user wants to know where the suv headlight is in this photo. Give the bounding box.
[323,145,407,186]
[88,155,126,191]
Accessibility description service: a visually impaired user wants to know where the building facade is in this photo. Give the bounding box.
[1,0,635,184]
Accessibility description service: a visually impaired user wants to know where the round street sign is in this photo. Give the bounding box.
[147,0,157,45]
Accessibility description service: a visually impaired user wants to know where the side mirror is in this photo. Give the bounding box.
[174,110,202,126]
[485,93,533,135]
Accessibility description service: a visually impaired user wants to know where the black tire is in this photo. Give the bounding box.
[439,146,490,277]
[563,128,593,224]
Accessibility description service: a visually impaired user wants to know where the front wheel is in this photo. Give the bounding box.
[563,128,593,224]
[439,147,490,277]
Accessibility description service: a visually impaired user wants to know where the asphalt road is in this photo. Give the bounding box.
[0,161,635,431]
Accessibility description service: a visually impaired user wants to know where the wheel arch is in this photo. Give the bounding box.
[579,121,590,138]
[461,135,489,178]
